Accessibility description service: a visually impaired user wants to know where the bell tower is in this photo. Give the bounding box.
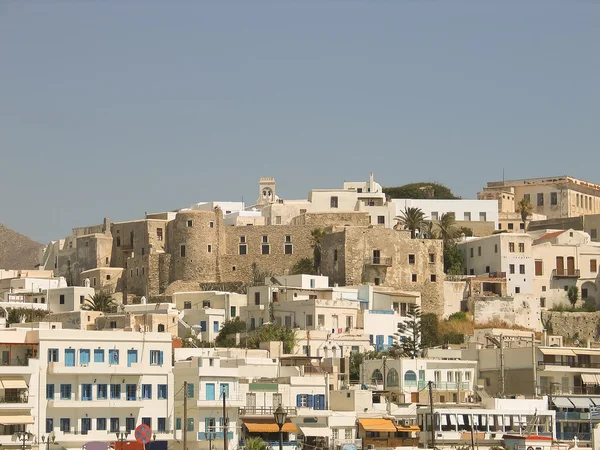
[257,177,276,205]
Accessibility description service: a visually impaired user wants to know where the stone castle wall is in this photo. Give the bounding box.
[541,310,600,342]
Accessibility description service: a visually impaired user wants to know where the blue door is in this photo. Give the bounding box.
[80,349,90,365]
[206,383,215,401]
[65,349,75,367]
[127,350,138,367]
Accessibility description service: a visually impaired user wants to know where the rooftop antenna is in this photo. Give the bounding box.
[502,167,505,183]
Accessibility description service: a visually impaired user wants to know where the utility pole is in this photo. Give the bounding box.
[183,381,188,450]
[382,357,387,391]
[428,381,435,450]
[223,385,228,450]
[470,425,475,450]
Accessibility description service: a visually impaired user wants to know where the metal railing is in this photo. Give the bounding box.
[364,257,392,266]
[538,360,600,369]
[552,269,580,278]
[0,358,31,367]
[418,381,472,390]
[238,406,297,416]
[0,395,29,404]
[557,432,590,441]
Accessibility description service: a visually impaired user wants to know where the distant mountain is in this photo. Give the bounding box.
[0,224,44,269]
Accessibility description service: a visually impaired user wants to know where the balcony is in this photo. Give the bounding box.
[557,432,590,442]
[238,406,297,417]
[538,360,600,369]
[556,412,590,420]
[552,269,580,279]
[197,432,234,440]
[332,439,362,449]
[0,393,29,406]
[197,394,244,408]
[47,362,165,375]
[418,381,472,391]
[363,437,419,448]
[364,257,392,267]
[48,398,146,408]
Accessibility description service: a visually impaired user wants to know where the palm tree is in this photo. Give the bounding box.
[437,212,460,243]
[394,207,426,239]
[422,221,438,239]
[517,198,534,231]
[311,228,328,274]
[245,437,267,450]
[81,292,117,313]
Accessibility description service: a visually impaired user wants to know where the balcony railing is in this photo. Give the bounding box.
[552,269,580,278]
[238,406,297,417]
[557,432,590,442]
[537,385,600,395]
[0,395,29,404]
[418,381,472,391]
[364,257,392,266]
[538,360,600,369]
[556,412,591,420]
[0,358,31,367]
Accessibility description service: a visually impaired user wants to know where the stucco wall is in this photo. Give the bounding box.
[471,294,542,331]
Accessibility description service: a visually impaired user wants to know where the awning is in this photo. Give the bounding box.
[396,425,420,432]
[0,415,35,425]
[358,419,397,433]
[590,397,600,406]
[582,374,598,384]
[299,426,332,437]
[540,348,576,356]
[573,349,600,356]
[569,397,593,409]
[243,420,297,433]
[0,379,28,389]
[552,397,574,408]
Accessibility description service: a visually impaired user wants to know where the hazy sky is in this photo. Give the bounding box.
[1,1,599,243]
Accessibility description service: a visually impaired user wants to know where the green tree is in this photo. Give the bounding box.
[394,207,426,239]
[458,226,474,237]
[7,307,50,324]
[245,437,267,450]
[215,317,246,347]
[81,292,117,313]
[394,304,422,358]
[437,213,460,244]
[422,221,438,239]
[517,198,534,231]
[568,285,579,310]
[310,228,328,275]
[383,183,459,200]
[444,242,464,275]
[246,324,296,353]
[290,257,317,275]
[420,313,440,348]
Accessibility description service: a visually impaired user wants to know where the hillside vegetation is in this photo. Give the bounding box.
[383,182,459,199]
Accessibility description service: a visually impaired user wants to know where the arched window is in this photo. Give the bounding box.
[371,369,383,384]
[404,370,417,387]
[157,324,165,332]
[387,368,399,387]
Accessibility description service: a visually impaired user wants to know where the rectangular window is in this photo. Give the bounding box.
[509,264,515,274]
[157,228,163,241]
[254,292,261,305]
[411,274,417,282]
[188,383,195,399]
[429,253,435,264]
[48,348,59,362]
[431,212,439,221]
[142,418,151,428]
[551,192,558,205]
[220,383,230,399]
[60,294,65,304]
[494,244,498,253]
[97,418,107,431]
[519,264,525,274]
[94,349,105,363]
[158,384,168,399]
[46,418,53,433]
[81,418,91,435]
[200,321,207,332]
[408,254,415,264]
[109,349,119,364]
[187,220,193,227]
[284,243,293,254]
[230,306,237,317]
[205,383,215,400]
[180,245,186,257]
[64,349,75,366]
[330,196,339,208]
[126,417,135,432]
[377,216,385,224]
[535,260,543,276]
[126,384,137,401]
[239,236,246,243]
[306,314,313,327]
[582,288,588,299]
[209,221,214,228]
[110,418,120,433]
[157,418,166,432]
[175,418,182,430]
[261,244,270,255]
[478,246,481,256]
[207,244,212,253]
[80,349,90,365]
[97,384,107,400]
[187,418,194,432]
[464,212,471,221]
[142,384,152,399]
[239,244,247,255]
[479,212,487,221]
[60,384,72,400]
[275,216,282,224]
[110,384,121,399]
[508,223,514,230]
[60,418,70,433]
[470,248,474,258]
[537,193,544,206]
[127,349,138,367]
[591,259,597,272]
[213,321,219,332]
[81,384,92,401]
[80,295,85,304]
[591,229,598,240]
[519,242,525,252]
[262,235,268,243]
[430,274,437,282]
[515,287,521,294]
[150,350,164,365]
[46,384,55,400]
[509,242,515,252]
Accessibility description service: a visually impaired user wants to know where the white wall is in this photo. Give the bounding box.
[393,199,499,227]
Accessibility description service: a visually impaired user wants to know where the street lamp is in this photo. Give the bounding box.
[273,405,287,450]
[14,431,33,450]
[41,433,58,450]
[115,431,130,450]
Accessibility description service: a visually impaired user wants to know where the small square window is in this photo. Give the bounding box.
[207,245,212,253]
[542,286,546,292]
[209,221,214,228]
[508,223,514,230]
[515,287,521,294]
[240,236,246,243]
[377,216,385,225]
[187,220,193,227]
[262,244,270,255]
[429,253,435,264]
[239,244,247,255]
[430,274,437,282]
[180,245,186,257]
[284,244,293,255]
[408,254,415,264]
[411,274,417,282]
[285,235,292,243]
[374,277,381,286]
[262,235,268,243]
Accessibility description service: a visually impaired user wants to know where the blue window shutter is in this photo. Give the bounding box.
[388,336,394,347]
[314,395,320,410]
[176,418,182,430]
[307,394,314,408]
[319,394,326,410]
[296,394,302,407]
[201,321,207,332]
[159,351,164,365]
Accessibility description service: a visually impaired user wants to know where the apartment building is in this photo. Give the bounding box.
[459,233,534,296]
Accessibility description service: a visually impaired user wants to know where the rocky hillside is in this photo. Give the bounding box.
[0,224,44,269]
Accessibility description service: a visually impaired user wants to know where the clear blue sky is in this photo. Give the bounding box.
[1,1,599,243]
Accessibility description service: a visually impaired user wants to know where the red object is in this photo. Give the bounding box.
[135,424,152,444]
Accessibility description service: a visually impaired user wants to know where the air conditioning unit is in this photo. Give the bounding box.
[80,364,88,367]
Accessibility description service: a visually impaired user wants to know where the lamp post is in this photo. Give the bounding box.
[41,433,58,450]
[115,431,130,450]
[273,405,287,450]
[14,431,33,450]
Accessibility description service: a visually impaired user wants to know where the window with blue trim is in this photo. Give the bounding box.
[60,384,71,400]
[81,418,91,434]
[97,418,106,431]
[97,384,107,400]
[126,384,137,401]
[200,321,207,332]
[64,349,75,367]
[175,418,182,430]
[127,350,138,367]
[60,418,70,433]
[80,349,90,365]
[142,384,152,399]
[187,418,194,431]
[46,418,53,433]
[81,384,92,401]
[109,349,119,365]
[220,383,229,399]
[213,321,219,332]
[187,383,195,399]
[48,348,59,362]
[157,418,166,432]
[157,384,168,399]
[110,384,121,399]
[46,384,55,400]
[150,350,164,365]
[110,418,119,433]
[94,349,105,363]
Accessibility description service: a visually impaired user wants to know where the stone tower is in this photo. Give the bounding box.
[257,177,276,205]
